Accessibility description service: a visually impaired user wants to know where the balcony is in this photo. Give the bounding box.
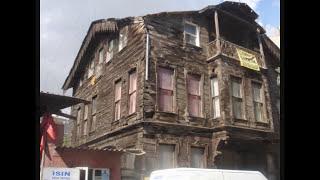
[207,38,265,68]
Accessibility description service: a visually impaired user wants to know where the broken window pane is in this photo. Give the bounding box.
[191,147,205,168]
[159,144,175,169]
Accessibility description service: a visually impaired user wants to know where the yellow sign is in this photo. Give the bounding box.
[144,177,150,180]
[90,75,96,85]
[236,48,260,71]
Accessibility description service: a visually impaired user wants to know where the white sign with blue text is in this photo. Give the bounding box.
[43,167,80,180]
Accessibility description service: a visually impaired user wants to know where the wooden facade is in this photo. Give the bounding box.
[63,2,280,180]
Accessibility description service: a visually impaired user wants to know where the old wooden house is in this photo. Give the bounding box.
[62,1,280,180]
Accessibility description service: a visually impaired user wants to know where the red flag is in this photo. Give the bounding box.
[40,113,57,160]
[41,113,57,141]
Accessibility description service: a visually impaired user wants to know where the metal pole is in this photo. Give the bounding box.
[40,134,46,180]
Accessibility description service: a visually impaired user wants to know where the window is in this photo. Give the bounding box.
[231,77,243,119]
[252,82,264,122]
[211,77,220,118]
[83,120,88,136]
[91,96,97,131]
[129,69,137,114]
[158,67,174,112]
[77,108,81,138]
[98,48,104,64]
[119,26,128,52]
[191,147,205,168]
[77,108,81,125]
[187,74,202,117]
[87,169,110,180]
[114,80,122,120]
[184,22,199,46]
[106,39,118,63]
[84,104,89,120]
[88,60,95,78]
[159,144,175,169]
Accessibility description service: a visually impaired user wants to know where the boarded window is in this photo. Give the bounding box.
[252,82,264,122]
[231,77,243,119]
[159,144,175,169]
[119,26,128,51]
[187,74,202,117]
[84,104,89,120]
[158,67,174,112]
[114,80,122,120]
[129,69,137,114]
[191,147,205,168]
[211,77,220,118]
[184,22,199,46]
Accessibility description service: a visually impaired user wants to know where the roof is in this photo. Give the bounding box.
[40,91,89,117]
[62,2,264,90]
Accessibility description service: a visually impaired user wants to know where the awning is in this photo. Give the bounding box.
[39,92,89,118]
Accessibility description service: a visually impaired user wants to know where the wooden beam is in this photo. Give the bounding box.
[214,10,221,53]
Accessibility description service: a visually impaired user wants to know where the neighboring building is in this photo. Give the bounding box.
[62,2,280,180]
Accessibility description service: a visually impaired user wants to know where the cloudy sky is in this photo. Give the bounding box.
[40,0,280,96]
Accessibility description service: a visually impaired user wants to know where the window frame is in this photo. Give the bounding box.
[251,81,266,122]
[157,66,175,113]
[186,73,203,118]
[184,21,200,47]
[119,26,128,52]
[114,79,122,121]
[128,68,137,115]
[190,146,206,168]
[158,144,176,169]
[210,76,220,118]
[230,76,244,120]
[91,95,97,132]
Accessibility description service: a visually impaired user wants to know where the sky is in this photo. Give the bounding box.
[40,0,280,96]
